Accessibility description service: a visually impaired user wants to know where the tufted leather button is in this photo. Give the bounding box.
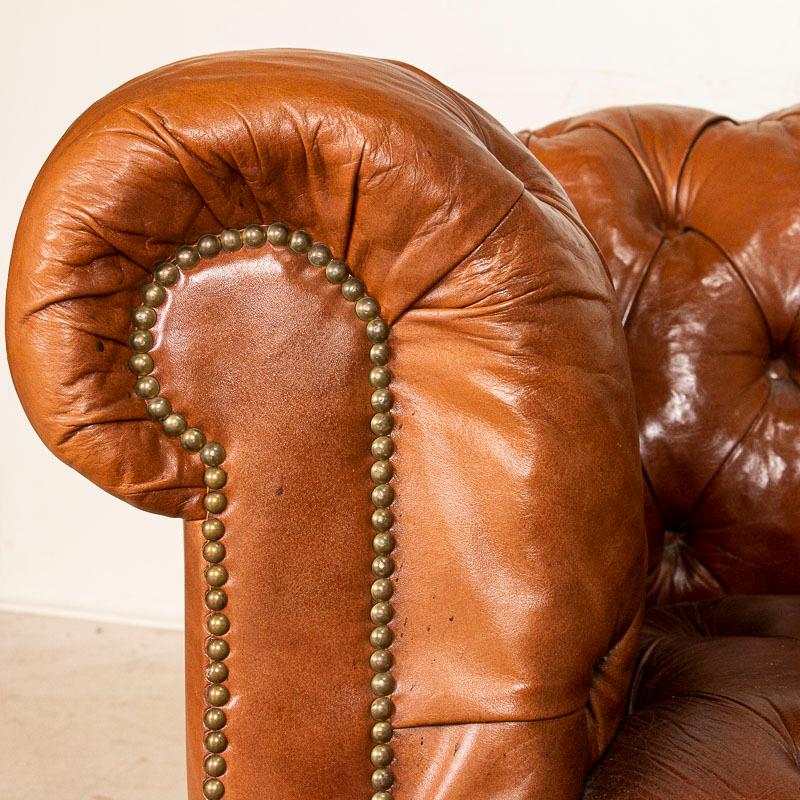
[766,358,790,382]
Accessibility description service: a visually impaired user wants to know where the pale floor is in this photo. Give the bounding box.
[2,611,187,800]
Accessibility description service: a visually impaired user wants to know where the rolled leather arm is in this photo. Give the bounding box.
[6,50,646,799]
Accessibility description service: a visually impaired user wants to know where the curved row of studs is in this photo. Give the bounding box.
[127,222,398,799]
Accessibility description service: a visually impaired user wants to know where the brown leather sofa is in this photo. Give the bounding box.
[6,50,799,799]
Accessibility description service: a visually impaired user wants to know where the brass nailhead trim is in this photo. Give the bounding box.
[128,222,397,799]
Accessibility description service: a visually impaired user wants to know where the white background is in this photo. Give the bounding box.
[2,0,799,628]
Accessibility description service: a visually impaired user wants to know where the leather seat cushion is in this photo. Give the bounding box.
[585,595,800,799]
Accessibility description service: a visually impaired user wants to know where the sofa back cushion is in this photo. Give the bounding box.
[522,105,800,604]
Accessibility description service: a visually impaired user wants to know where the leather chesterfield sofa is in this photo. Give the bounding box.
[6,50,800,799]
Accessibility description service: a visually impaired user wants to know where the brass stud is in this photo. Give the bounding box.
[372,532,396,556]
[206,661,229,683]
[371,413,394,436]
[370,649,393,672]
[370,602,394,625]
[198,234,222,258]
[371,436,394,460]
[372,793,393,800]
[371,389,394,413]
[205,589,228,611]
[141,282,167,307]
[243,224,267,248]
[219,228,243,252]
[132,226,407,780]
[204,708,227,731]
[205,565,228,587]
[371,579,394,602]
[308,242,332,267]
[206,638,230,661]
[204,492,228,514]
[372,768,394,791]
[207,613,230,636]
[371,509,394,533]
[201,442,226,467]
[371,697,395,721]
[267,222,290,246]
[204,467,228,489]
[181,427,206,452]
[176,245,200,270]
[206,683,230,707]
[288,229,313,253]
[371,721,393,743]
[162,413,187,436]
[366,318,390,343]
[204,754,227,778]
[146,396,171,420]
[372,556,395,578]
[154,262,179,286]
[371,484,395,508]
[205,731,228,753]
[355,296,381,321]
[203,519,225,541]
[135,376,160,399]
[369,366,392,388]
[341,276,365,301]
[370,342,390,365]
[370,626,394,649]
[325,260,349,284]
[370,460,394,484]
[203,778,225,799]
[128,329,153,353]
[132,305,157,329]
[371,744,394,767]
[203,541,226,564]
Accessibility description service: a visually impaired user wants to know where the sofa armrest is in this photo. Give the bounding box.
[6,50,645,799]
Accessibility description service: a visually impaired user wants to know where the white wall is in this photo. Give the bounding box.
[2,0,799,627]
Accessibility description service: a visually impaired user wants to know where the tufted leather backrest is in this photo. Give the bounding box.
[521,105,800,605]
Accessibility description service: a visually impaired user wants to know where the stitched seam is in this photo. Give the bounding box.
[392,184,525,323]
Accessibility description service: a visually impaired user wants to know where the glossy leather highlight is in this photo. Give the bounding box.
[523,106,800,605]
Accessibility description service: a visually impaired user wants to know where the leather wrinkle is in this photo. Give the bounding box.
[391,184,526,324]
[342,140,367,263]
[529,191,613,285]
[395,706,585,731]
[114,108,186,164]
